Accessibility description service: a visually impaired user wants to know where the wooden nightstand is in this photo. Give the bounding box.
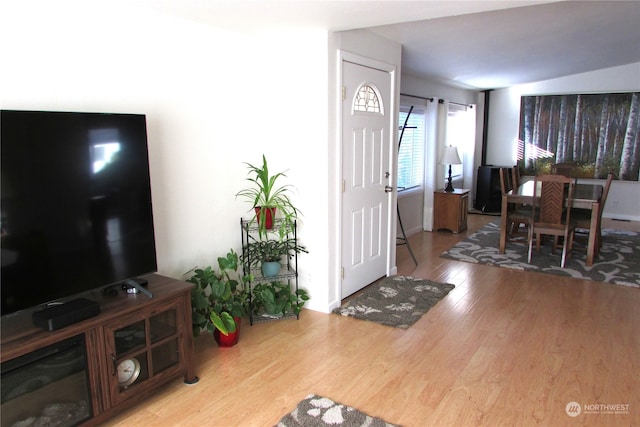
[433,188,469,233]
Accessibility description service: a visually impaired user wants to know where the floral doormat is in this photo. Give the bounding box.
[275,394,399,427]
[332,276,455,329]
[440,220,640,288]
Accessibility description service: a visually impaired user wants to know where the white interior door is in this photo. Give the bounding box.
[341,60,393,299]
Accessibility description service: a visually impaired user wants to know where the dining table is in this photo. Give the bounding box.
[499,178,603,266]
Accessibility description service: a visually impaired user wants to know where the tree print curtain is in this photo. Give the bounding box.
[518,92,639,181]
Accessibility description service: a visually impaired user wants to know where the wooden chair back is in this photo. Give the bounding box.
[537,175,571,225]
[571,172,614,257]
[528,174,575,267]
[500,167,530,239]
[499,167,514,195]
[551,163,576,178]
[600,172,613,212]
[511,165,521,189]
[574,172,613,227]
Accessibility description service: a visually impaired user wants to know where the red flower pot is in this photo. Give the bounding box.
[255,206,276,230]
[213,317,241,347]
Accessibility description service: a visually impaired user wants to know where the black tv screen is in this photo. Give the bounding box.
[1,110,157,316]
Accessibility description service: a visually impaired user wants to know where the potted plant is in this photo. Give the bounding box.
[188,249,251,346]
[243,236,308,278]
[251,281,309,319]
[235,155,300,238]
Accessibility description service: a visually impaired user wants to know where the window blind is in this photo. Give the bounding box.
[398,108,425,191]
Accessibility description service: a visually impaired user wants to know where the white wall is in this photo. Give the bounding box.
[402,73,477,106]
[487,63,640,220]
[1,1,334,311]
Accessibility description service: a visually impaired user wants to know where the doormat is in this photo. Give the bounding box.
[332,276,455,329]
[275,394,399,427]
[440,220,640,288]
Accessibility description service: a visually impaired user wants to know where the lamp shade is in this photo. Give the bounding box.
[440,145,462,165]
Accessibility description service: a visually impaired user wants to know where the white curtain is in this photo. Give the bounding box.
[450,104,476,195]
[421,99,441,231]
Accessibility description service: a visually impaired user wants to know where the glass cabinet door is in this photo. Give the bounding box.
[105,300,184,405]
[114,321,146,355]
[111,320,150,393]
[149,308,179,375]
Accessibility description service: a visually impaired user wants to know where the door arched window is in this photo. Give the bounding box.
[353,83,383,114]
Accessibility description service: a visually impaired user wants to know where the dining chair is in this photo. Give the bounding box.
[511,165,521,189]
[570,172,613,256]
[551,162,576,178]
[499,167,530,238]
[527,174,576,268]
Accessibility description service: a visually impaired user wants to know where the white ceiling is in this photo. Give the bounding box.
[156,0,640,90]
[369,1,640,89]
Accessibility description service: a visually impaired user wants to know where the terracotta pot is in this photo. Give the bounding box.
[255,206,276,230]
[213,317,241,347]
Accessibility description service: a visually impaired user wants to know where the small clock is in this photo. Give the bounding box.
[117,357,141,387]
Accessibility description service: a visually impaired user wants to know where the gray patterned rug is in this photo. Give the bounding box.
[276,394,398,427]
[332,276,455,329]
[441,220,640,288]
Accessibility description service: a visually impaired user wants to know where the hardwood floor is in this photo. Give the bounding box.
[104,214,639,426]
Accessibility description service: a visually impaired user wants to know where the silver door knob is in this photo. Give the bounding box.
[384,185,394,193]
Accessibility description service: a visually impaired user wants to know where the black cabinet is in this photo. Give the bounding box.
[475,166,511,213]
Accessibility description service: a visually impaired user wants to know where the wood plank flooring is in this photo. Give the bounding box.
[103,214,639,426]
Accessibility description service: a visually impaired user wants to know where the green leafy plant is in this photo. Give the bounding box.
[243,236,308,267]
[188,249,251,337]
[235,155,300,238]
[251,281,309,318]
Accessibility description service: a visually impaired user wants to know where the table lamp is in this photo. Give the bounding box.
[441,145,462,192]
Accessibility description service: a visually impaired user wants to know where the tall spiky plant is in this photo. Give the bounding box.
[236,155,299,238]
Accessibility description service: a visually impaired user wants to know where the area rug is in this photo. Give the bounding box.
[275,394,399,427]
[440,220,640,288]
[332,276,455,329]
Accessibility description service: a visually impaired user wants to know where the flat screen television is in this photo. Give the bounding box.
[1,110,157,316]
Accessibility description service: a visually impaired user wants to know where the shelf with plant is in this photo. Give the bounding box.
[250,281,309,322]
[242,235,308,279]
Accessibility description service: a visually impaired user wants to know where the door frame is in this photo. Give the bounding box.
[333,50,399,306]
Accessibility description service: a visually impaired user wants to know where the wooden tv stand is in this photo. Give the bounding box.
[1,274,197,426]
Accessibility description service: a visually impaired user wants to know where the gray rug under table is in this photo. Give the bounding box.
[440,219,640,288]
[332,275,455,329]
[275,394,399,427]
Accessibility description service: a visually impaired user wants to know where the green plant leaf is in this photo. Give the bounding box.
[192,311,207,324]
[210,311,237,335]
[218,250,239,271]
[190,289,209,309]
[259,288,276,304]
